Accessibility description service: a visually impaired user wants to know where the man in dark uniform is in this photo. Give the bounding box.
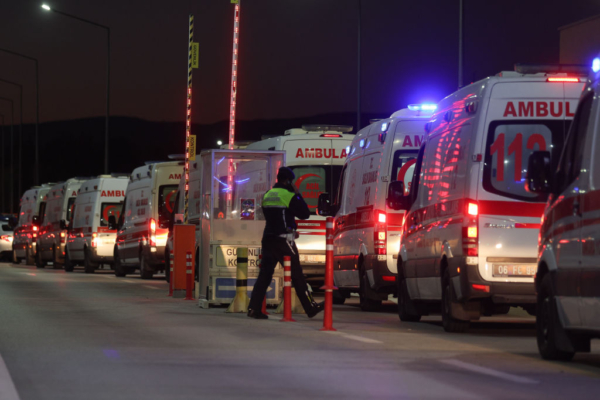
[248,167,324,319]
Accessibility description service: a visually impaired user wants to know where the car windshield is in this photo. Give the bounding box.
[483,120,571,202]
[289,165,342,215]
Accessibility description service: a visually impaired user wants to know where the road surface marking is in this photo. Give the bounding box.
[323,331,383,344]
[143,285,159,290]
[441,359,538,384]
[0,354,21,400]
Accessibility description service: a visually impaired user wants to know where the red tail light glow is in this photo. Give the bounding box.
[463,200,479,258]
[320,134,343,138]
[60,231,66,244]
[91,232,98,248]
[467,202,478,216]
[374,211,387,255]
[378,212,387,224]
[472,284,490,292]
[547,77,580,83]
[149,218,157,247]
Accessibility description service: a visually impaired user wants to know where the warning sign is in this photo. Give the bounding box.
[189,135,196,161]
[191,43,199,69]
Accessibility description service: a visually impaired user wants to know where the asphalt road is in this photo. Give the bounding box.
[1,262,599,400]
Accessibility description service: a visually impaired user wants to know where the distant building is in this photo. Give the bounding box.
[559,15,600,64]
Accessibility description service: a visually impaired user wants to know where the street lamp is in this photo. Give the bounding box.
[0,98,14,213]
[42,3,111,174]
[0,79,23,198]
[0,48,39,185]
[217,140,223,146]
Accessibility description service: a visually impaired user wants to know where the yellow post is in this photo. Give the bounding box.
[226,247,250,313]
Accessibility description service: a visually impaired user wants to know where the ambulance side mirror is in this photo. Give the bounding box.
[317,193,332,216]
[387,181,411,210]
[108,215,117,230]
[525,151,552,194]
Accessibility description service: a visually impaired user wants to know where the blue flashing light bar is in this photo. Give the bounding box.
[593,58,600,73]
[408,103,437,111]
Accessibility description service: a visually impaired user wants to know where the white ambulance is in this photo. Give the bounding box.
[317,106,434,309]
[36,178,85,269]
[527,59,600,360]
[66,176,128,273]
[12,184,52,265]
[246,125,353,276]
[388,64,586,332]
[114,161,183,279]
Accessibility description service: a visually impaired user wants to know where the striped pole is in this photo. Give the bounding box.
[320,217,337,331]
[183,14,194,224]
[185,252,194,300]
[226,247,250,312]
[226,1,240,219]
[168,249,174,297]
[280,256,296,322]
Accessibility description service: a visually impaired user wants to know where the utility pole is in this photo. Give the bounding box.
[458,0,464,88]
[357,0,362,132]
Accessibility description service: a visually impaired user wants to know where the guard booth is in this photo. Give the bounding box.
[196,149,286,308]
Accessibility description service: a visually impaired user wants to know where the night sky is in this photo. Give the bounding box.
[1,0,599,127]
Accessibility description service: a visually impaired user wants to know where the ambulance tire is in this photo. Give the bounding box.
[441,269,470,333]
[114,248,127,277]
[332,290,346,305]
[359,267,382,312]
[537,274,575,361]
[25,247,35,266]
[139,251,154,280]
[397,275,421,322]
[52,247,63,269]
[84,247,97,274]
[64,250,75,272]
[35,250,46,269]
[12,249,21,264]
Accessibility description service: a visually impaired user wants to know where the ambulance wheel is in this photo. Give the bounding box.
[25,247,35,266]
[64,250,75,272]
[139,251,154,280]
[35,250,46,269]
[84,247,97,274]
[397,275,421,322]
[332,290,346,305]
[441,269,469,333]
[114,248,127,277]
[537,274,575,361]
[12,249,21,264]
[359,268,382,312]
[52,247,62,269]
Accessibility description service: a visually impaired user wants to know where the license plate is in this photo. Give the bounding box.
[492,264,537,277]
[299,254,326,263]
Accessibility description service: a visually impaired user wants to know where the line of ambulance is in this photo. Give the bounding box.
[316,61,600,361]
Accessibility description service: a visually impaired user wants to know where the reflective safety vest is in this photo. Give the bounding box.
[262,188,295,209]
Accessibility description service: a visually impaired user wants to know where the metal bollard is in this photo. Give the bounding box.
[185,252,194,300]
[280,256,296,322]
[226,248,250,313]
[320,217,337,331]
[168,250,174,297]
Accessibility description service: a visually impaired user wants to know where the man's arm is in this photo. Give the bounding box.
[289,194,310,220]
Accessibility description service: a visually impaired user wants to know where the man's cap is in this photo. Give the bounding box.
[277,167,295,181]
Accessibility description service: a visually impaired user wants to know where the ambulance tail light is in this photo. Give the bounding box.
[462,199,478,258]
[32,225,38,241]
[320,134,343,138]
[374,211,387,255]
[91,232,98,248]
[60,231,66,244]
[149,218,157,247]
[0,235,12,242]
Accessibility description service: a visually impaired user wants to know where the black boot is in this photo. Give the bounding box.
[306,301,325,318]
[247,309,268,319]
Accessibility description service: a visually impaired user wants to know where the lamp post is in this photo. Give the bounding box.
[0,48,39,185]
[458,0,464,88]
[357,0,361,132]
[0,98,14,213]
[0,79,23,199]
[42,3,111,174]
[0,114,4,212]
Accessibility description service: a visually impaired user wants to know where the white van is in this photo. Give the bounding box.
[114,161,183,279]
[388,65,586,332]
[66,176,128,273]
[13,184,52,265]
[317,106,434,309]
[36,178,85,269]
[246,125,353,276]
[527,59,600,360]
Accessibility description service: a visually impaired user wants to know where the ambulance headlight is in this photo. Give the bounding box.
[593,58,600,73]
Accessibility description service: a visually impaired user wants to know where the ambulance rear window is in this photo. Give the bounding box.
[66,197,76,223]
[483,120,570,202]
[100,203,123,227]
[391,150,418,195]
[289,166,342,214]
[159,185,178,216]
